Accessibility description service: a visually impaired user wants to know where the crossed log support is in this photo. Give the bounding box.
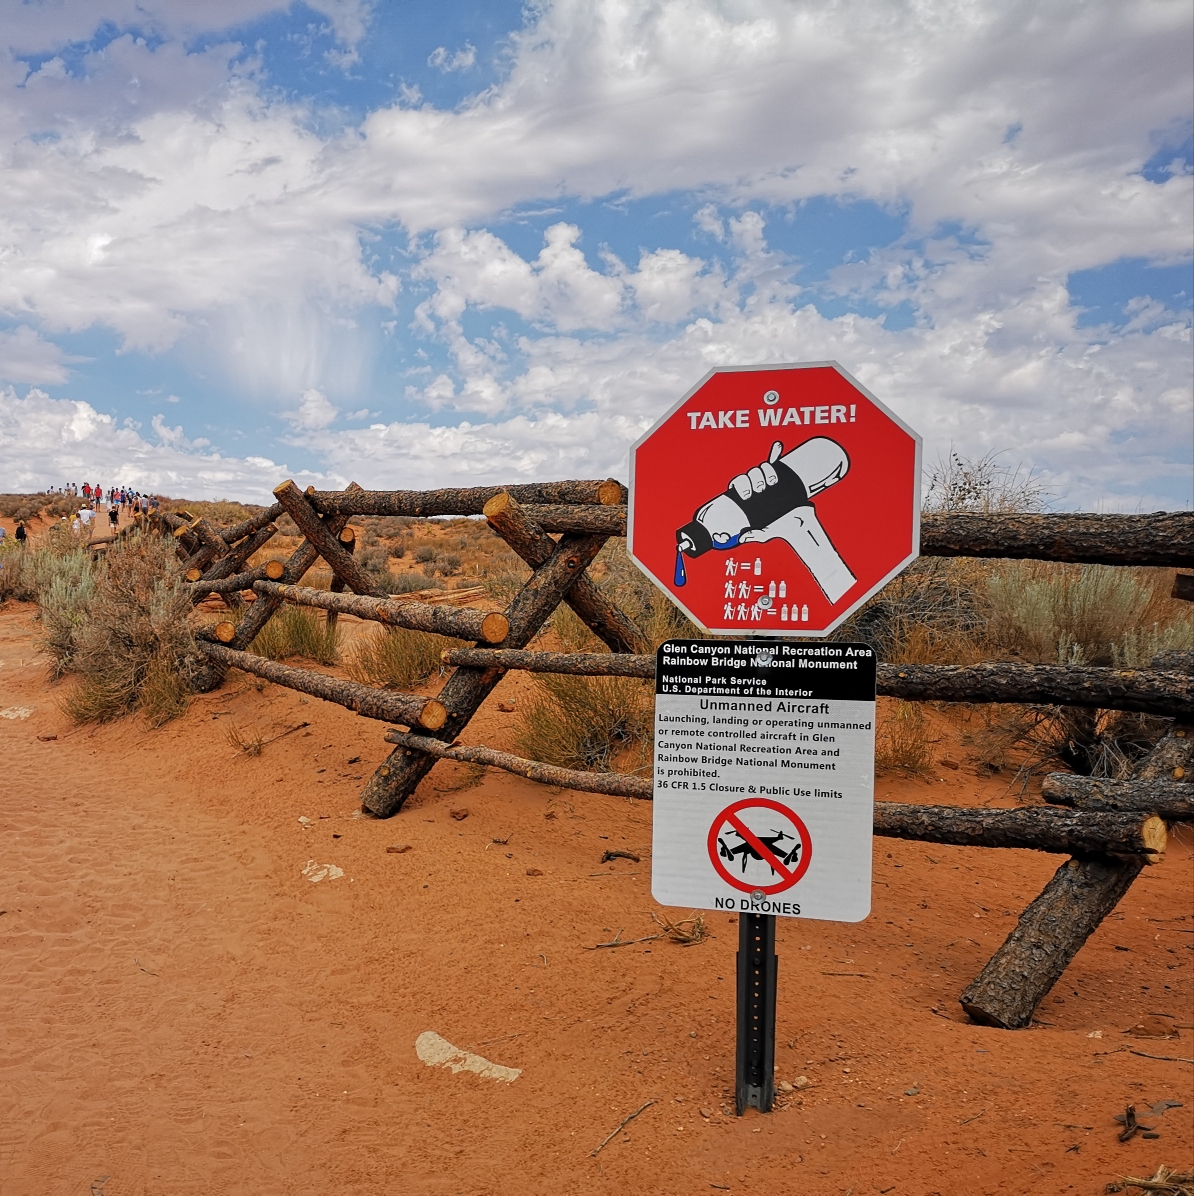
[178,485,1194,1030]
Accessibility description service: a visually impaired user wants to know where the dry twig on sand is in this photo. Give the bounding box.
[583,914,707,950]
[1106,1165,1194,1195]
[226,719,309,757]
[590,1100,655,1156]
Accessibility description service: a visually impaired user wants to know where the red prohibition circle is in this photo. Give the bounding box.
[706,797,813,895]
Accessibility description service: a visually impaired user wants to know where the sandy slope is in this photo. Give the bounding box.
[0,601,1190,1196]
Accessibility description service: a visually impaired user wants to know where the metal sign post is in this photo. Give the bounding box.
[736,911,778,1114]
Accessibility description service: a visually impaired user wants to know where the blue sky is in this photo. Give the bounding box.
[0,0,1190,508]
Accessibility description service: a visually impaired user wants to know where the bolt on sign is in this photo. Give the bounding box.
[650,638,877,921]
[628,362,921,636]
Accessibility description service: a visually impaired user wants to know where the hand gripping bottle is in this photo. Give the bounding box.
[674,437,857,603]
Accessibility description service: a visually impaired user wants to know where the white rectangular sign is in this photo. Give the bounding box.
[651,638,875,922]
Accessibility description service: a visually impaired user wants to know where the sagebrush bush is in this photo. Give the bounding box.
[347,626,459,689]
[35,547,97,674]
[985,562,1166,665]
[249,604,340,665]
[56,532,201,725]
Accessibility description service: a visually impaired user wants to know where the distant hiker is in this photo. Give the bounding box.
[108,506,119,530]
[14,521,27,544]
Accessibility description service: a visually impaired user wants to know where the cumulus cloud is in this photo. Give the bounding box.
[0,326,79,385]
[428,43,477,73]
[0,0,1187,506]
[0,388,333,497]
[283,389,340,430]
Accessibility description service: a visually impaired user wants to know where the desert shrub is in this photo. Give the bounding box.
[56,533,201,725]
[357,546,389,572]
[375,570,443,595]
[159,499,263,527]
[923,449,1048,514]
[436,552,462,577]
[413,544,437,564]
[388,540,407,559]
[35,548,98,674]
[875,701,934,774]
[985,562,1188,666]
[347,626,459,689]
[515,673,653,774]
[249,604,339,665]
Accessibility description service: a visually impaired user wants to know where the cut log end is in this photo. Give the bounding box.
[480,612,511,644]
[339,526,356,545]
[597,478,626,506]
[214,621,237,644]
[172,525,189,539]
[265,559,285,580]
[418,700,449,731]
[482,491,514,519]
[1141,814,1167,861]
[185,568,202,582]
[272,479,296,497]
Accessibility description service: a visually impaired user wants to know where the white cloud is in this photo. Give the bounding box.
[0,326,79,385]
[0,387,334,497]
[0,0,1187,506]
[428,43,477,73]
[282,389,340,430]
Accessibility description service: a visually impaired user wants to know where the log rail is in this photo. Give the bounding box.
[437,648,1193,720]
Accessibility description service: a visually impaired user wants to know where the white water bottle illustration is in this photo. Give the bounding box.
[673,437,858,603]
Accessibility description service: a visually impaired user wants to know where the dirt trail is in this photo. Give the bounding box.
[0,602,1190,1196]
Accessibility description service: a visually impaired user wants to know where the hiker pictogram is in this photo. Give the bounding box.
[707,798,813,895]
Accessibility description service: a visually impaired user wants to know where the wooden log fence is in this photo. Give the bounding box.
[252,580,510,642]
[196,640,447,730]
[1041,773,1193,821]
[172,478,1192,1031]
[384,731,1166,858]
[438,648,1193,720]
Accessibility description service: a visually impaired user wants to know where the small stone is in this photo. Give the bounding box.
[450,808,469,821]
[319,813,330,819]
[526,867,544,876]
[904,1086,919,1096]
[793,1076,813,1090]
[699,1108,712,1119]
[497,699,516,712]
[348,756,361,764]
[297,816,312,825]
[778,1081,793,1092]
[689,1031,697,1038]
[940,755,959,770]
[386,843,413,854]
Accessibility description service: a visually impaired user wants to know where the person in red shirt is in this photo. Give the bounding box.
[82,483,91,500]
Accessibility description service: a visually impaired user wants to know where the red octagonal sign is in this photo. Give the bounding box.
[629,362,921,637]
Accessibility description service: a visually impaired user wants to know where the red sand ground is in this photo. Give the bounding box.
[0,600,1191,1196]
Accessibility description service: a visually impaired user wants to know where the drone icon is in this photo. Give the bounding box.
[717,828,803,876]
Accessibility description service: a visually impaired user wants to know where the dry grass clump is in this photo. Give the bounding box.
[875,701,935,774]
[250,605,340,665]
[347,626,460,690]
[516,672,654,774]
[53,532,200,726]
